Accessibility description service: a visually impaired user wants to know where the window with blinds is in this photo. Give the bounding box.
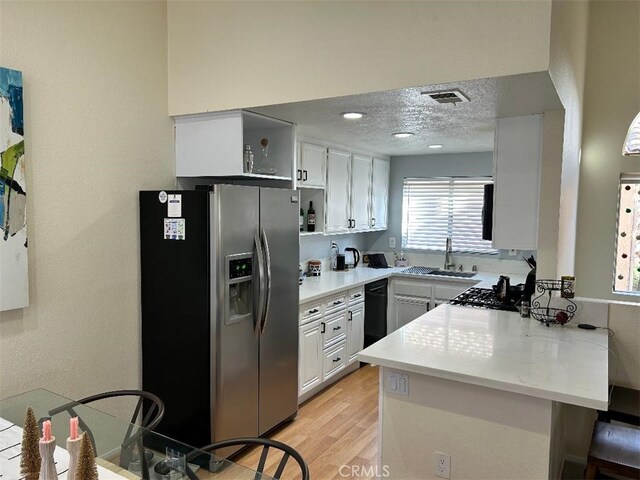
[401,177,496,254]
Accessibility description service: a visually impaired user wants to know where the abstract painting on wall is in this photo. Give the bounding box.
[0,67,28,311]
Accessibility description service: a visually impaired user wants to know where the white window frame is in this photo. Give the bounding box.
[401,177,497,254]
[613,173,640,295]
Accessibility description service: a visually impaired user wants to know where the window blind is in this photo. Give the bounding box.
[401,177,496,254]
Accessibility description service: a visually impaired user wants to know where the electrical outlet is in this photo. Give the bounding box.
[509,248,518,256]
[434,452,450,479]
[389,237,396,249]
[386,371,408,396]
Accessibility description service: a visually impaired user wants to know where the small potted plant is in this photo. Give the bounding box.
[394,251,409,267]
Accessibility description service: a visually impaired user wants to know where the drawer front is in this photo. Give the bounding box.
[348,288,365,305]
[394,279,432,298]
[300,301,323,325]
[324,293,348,315]
[323,312,347,347]
[323,341,347,381]
[433,284,470,300]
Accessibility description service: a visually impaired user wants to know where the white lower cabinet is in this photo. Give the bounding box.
[388,278,474,333]
[298,287,365,400]
[393,294,430,331]
[298,318,323,395]
[347,302,365,365]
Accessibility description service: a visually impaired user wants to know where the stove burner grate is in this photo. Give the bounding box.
[449,287,520,312]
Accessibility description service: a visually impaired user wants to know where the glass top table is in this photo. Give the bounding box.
[0,389,272,480]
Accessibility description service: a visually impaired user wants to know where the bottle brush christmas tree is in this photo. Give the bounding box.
[75,432,98,480]
[20,406,41,480]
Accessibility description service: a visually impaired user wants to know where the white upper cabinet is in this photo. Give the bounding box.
[492,114,542,250]
[350,154,373,231]
[325,148,352,233]
[370,158,389,230]
[298,142,326,188]
[297,139,389,236]
[175,110,294,180]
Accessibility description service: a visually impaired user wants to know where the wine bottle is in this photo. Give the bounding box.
[299,208,304,232]
[307,201,316,232]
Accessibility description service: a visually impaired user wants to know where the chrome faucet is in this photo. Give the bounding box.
[444,236,455,270]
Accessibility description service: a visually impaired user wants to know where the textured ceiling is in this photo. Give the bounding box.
[251,72,562,157]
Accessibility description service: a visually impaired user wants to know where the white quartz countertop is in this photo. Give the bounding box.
[358,304,609,409]
[299,266,523,304]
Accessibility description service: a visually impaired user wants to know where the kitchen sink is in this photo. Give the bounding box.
[401,266,476,278]
[427,270,476,278]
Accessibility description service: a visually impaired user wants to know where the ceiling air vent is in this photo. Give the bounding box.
[422,90,469,105]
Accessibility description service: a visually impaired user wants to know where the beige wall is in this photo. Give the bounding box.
[548,0,589,278]
[537,110,565,279]
[167,0,552,115]
[576,0,640,301]
[381,369,555,479]
[0,1,173,403]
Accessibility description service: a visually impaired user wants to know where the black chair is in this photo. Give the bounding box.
[597,385,640,426]
[45,390,164,478]
[189,437,310,480]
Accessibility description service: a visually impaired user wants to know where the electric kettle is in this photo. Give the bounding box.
[344,247,361,268]
[496,275,511,302]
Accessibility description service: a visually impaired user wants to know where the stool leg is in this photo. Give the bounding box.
[585,462,598,480]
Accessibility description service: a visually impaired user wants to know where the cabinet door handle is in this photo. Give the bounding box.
[303,170,308,181]
[333,357,341,363]
[348,311,353,321]
[297,169,302,181]
[321,322,326,334]
[372,218,376,226]
[333,325,342,331]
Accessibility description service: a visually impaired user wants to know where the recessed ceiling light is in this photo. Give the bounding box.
[392,132,414,138]
[341,112,365,120]
[428,144,444,149]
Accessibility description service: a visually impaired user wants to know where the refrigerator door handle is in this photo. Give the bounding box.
[260,229,272,335]
[254,232,267,336]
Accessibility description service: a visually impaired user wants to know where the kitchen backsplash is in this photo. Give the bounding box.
[300,232,371,263]
[379,251,532,275]
[300,233,532,275]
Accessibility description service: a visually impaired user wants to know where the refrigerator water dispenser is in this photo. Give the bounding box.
[226,254,253,325]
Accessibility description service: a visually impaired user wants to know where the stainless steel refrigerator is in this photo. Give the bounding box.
[140,185,299,451]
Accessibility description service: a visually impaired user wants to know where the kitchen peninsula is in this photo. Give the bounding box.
[358,304,609,480]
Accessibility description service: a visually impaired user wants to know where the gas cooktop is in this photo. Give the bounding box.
[449,287,520,312]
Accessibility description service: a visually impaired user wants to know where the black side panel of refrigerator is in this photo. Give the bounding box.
[140,190,211,447]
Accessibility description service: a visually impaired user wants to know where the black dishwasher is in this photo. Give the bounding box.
[364,279,388,348]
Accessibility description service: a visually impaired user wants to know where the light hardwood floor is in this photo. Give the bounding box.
[234,364,380,480]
